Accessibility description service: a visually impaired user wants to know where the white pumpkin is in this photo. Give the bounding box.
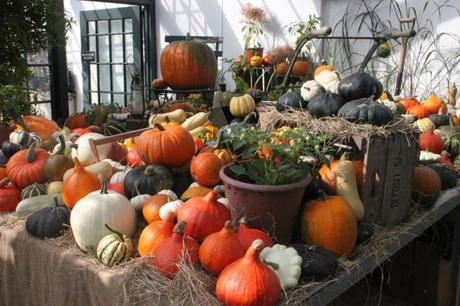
[130,194,151,211]
[300,80,325,101]
[110,170,130,184]
[70,181,136,253]
[71,133,111,166]
[314,70,340,93]
[157,189,178,201]
[159,199,183,222]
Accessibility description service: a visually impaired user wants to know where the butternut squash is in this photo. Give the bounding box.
[63,160,113,182]
[181,112,209,130]
[333,160,364,220]
[148,109,187,126]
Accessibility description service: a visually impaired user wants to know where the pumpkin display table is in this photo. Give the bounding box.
[1,189,460,306]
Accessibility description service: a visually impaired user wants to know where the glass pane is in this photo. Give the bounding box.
[125,34,133,63]
[33,103,52,119]
[27,51,49,65]
[28,66,51,102]
[100,93,111,105]
[111,19,122,33]
[99,65,110,91]
[89,36,96,53]
[113,94,124,106]
[88,21,96,34]
[89,64,98,90]
[91,92,99,105]
[111,35,123,63]
[112,64,124,92]
[124,19,132,32]
[126,65,134,91]
[98,20,108,34]
[98,35,109,63]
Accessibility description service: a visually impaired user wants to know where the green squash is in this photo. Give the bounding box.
[123,165,174,199]
[428,114,450,128]
[20,183,47,200]
[16,194,65,219]
[276,91,308,111]
[25,196,70,238]
[307,92,345,118]
[338,97,394,125]
[338,72,383,102]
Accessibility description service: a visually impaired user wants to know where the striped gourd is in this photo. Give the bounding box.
[21,183,47,200]
[96,224,134,267]
[10,131,42,147]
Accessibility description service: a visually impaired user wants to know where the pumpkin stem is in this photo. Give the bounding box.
[223,220,233,231]
[239,216,248,225]
[164,116,170,123]
[144,165,156,176]
[26,142,37,163]
[173,220,187,234]
[0,177,10,188]
[53,194,60,207]
[57,135,66,155]
[105,223,125,240]
[204,191,218,204]
[73,157,82,168]
[246,239,264,259]
[134,183,141,196]
[154,123,165,131]
[264,260,280,270]
[100,178,108,194]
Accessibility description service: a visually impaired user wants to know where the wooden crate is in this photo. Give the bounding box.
[350,131,419,226]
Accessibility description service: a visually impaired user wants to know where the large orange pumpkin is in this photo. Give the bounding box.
[6,144,49,189]
[299,194,357,257]
[190,153,222,187]
[160,40,217,90]
[19,115,61,138]
[64,113,89,129]
[136,123,195,167]
[291,59,310,76]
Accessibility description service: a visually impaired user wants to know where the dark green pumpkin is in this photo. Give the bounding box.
[123,164,174,199]
[21,183,47,200]
[428,114,450,128]
[1,140,21,158]
[25,196,70,238]
[288,244,338,280]
[172,171,193,196]
[0,151,7,165]
[248,88,265,103]
[426,163,458,190]
[276,91,308,112]
[307,92,345,118]
[338,72,383,102]
[338,97,394,125]
[357,223,374,245]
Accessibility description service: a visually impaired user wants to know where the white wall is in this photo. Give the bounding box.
[64,0,130,114]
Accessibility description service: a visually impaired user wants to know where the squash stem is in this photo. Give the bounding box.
[57,135,66,155]
[264,260,280,270]
[144,165,155,176]
[100,178,108,194]
[26,142,37,163]
[53,194,59,207]
[0,177,9,188]
[105,223,124,240]
[154,123,165,131]
[173,220,187,234]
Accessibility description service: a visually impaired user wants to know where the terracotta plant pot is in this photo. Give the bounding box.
[220,164,311,243]
[291,59,310,76]
[244,47,264,62]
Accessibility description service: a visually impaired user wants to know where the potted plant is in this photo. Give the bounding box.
[219,126,333,243]
[286,15,321,77]
[240,3,267,61]
[0,85,34,143]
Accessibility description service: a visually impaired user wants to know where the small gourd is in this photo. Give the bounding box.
[229,94,256,118]
[25,195,70,238]
[21,183,47,200]
[300,80,325,101]
[96,224,134,267]
[259,244,302,289]
[159,199,184,222]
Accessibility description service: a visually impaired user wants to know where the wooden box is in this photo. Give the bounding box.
[350,131,419,226]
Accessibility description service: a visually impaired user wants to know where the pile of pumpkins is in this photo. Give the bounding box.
[0,117,348,306]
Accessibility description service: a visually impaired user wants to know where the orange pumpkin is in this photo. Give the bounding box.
[399,97,420,110]
[216,240,281,306]
[313,60,336,78]
[137,123,195,167]
[236,217,273,252]
[200,132,233,165]
[151,78,168,89]
[299,194,357,257]
[199,221,245,274]
[412,166,441,206]
[62,157,101,208]
[19,115,61,138]
[0,178,21,212]
[408,105,430,119]
[291,59,310,76]
[160,40,217,90]
[142,194,170,223]
[424,93,443,114]
[138,219,174,256]
[64,113,89,129]
[6,144,49,189]
[275,62,288,75]
[190,153,222,187]
[180,185,212,200]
